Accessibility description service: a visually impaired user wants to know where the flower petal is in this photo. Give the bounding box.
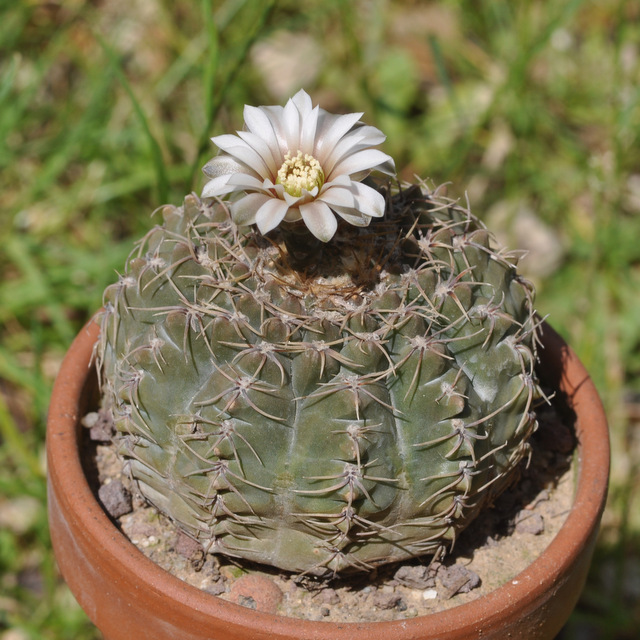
[332,208,372,226]
[299,105,319,156]
[291,89,314,118]
[314,111,364,161]
[202,154,245,179]
[299,200,338,242]
[321,125,394,178]
[325,173,352,187]
[284,206,302,222]
[282,189,304,206]
[368,155,396,177]
[255,198,291,235]
[227,172,271,192]
[320,130,370,176]
[243,104,286,159]
[229,193,272,226]
[346,124,387,147]
[202,174,236,199]
[329,149,395,180]
[236,130,279,177]
[319,181,386,219]
[260,105,290,153]
[282,96,302,150]
[210,135,271,179]
[210,134,249,154]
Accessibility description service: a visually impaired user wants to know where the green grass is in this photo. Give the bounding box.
[1,0,639,637]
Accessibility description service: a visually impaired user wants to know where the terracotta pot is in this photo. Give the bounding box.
[47,317,609,640]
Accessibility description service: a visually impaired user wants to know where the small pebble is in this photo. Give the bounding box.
[438,563,481,598]
[139,535,158,548]
[393,564,436,589]
[373,590,403,610]
[200,556,221,580]
[98,480,132,518]
[81,412,99,428]
[174,532,205,570]
[229,574,283,614]
[321,587,340,605]
[127,522,157,541]
[205,581,226,596]
[82,409,115,441]
[515,512,545,535]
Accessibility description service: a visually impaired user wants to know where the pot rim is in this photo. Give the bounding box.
[47,316,609,638]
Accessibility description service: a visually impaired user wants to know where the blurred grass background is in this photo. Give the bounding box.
[1,0,639,637]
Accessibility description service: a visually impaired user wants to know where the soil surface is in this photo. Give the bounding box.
[83,400,575,622]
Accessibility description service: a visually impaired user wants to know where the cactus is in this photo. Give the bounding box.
[98,91,541,575]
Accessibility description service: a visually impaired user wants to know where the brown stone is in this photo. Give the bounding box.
[229,574,283,614]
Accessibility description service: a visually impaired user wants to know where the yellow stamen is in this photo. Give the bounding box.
[276,151,324,197]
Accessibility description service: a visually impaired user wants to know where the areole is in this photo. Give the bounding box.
[47,318,609,640]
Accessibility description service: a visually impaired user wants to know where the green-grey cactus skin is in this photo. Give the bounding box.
[98,184,541,575]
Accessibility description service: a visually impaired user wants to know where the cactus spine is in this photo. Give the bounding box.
[98,184,541,576]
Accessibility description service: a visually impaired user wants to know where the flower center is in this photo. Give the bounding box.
[276,151,324,197]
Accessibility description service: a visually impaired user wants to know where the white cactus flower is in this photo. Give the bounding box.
[201,89,395,242]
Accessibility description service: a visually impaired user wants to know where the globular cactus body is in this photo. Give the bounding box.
[99,185,540,575]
